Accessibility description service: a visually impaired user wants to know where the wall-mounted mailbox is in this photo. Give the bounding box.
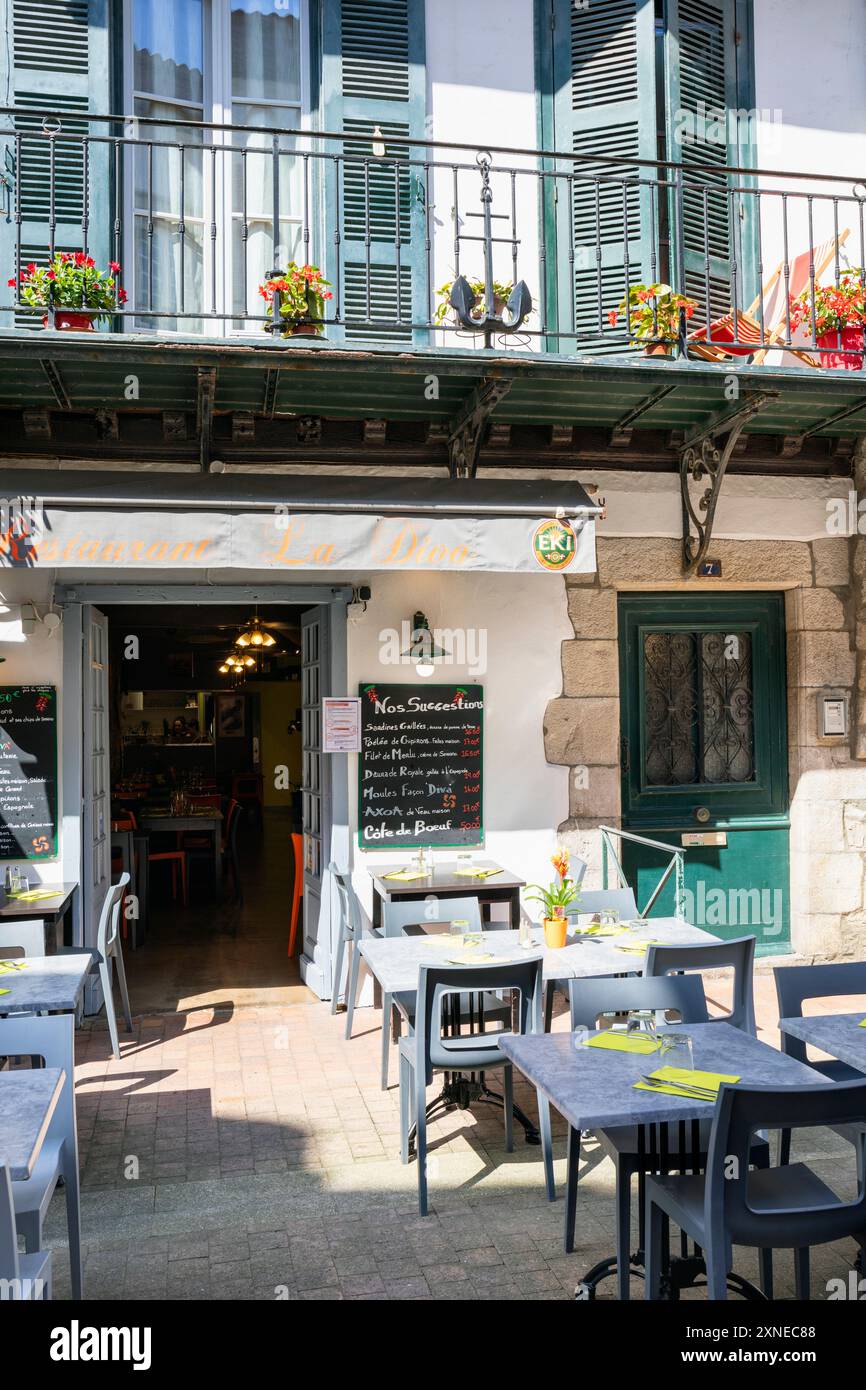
[682,831,728,848]
[817,690,849,739]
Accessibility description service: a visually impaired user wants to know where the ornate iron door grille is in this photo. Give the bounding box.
[643,629,755,788]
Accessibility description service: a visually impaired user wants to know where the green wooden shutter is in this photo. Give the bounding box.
[546,0,659,348]
[665,0,750,323]
[1,0,111,324]
[322,0,427,345]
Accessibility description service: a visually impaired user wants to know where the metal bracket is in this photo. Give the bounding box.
[680,391,777,576]
[447,376,513,478]
[196,367,217,472]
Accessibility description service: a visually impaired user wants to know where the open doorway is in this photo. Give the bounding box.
[103,601,310,1013]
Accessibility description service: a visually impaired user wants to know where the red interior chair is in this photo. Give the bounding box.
[288,832,303,957]
[231,774,263,828]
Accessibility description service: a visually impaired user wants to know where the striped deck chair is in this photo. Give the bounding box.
[686,230,850,365]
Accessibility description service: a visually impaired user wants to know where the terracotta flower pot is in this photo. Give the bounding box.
[643,342,674,357]
[41,309,97,332]
[817,327,864,371]
[285,320,322,337]
[543,916,568,949]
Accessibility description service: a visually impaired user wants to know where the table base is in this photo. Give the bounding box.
[408,1074,540,1153]
[574,1250,765,1301]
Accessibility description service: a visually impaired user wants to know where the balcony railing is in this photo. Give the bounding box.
[2,107,866,363]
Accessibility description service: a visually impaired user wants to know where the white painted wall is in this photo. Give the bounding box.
[345,568,571,924]
[425,0,541,349]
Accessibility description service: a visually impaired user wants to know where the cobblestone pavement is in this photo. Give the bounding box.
[37,986,861,1302]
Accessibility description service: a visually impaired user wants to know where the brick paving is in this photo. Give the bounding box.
[37,986,862,1302]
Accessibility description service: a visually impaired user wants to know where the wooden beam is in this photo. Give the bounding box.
[196,367,217,472]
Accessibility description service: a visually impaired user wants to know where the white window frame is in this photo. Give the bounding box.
[122,0,311,337]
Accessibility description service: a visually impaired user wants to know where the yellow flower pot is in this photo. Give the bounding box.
[543,916,568,949]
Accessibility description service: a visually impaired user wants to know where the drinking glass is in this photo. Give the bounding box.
[450,916,469,943]
[518,917,535,950]
[626,1009,658,1043]
[657,1031,695,1071]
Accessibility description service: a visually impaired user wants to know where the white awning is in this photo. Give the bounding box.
[1,474,600,575]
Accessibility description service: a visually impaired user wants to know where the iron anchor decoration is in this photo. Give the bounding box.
[448,152,533,347]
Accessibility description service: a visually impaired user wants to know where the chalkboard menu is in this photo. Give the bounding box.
[0,685,58,860]
[358,683,483,849]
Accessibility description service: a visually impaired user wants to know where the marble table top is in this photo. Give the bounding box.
[0,1068,65,1179]
[499,1022,828,1131]
[779,1013,866,1075]
[0,954,91,1014]
[359,918,720,995]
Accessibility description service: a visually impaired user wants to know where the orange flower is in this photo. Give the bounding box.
[551,846,569,880]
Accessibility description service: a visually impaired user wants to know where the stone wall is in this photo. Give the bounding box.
[543,528,866,961]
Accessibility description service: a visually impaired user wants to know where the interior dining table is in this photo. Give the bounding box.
[138,809,223,898]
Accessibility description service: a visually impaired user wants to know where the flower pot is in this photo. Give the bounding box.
[643,342,673,357]
[543,916,568,949]
[41,309,97,332]
[285,320,322,337]
[817,327,864,371]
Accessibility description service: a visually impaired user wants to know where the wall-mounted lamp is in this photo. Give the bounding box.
[403,611,449,678]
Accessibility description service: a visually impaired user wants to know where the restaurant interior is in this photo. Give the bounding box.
[106,603,307,1011]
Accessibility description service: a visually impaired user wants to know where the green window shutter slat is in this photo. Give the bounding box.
[547,0,659,348]
[666,0,753,324]
[3,1,112,327]
[322,0,427,346]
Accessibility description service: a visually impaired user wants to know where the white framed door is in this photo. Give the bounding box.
[82,605,110,1011]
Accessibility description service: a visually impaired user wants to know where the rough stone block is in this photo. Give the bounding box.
[561,639,619,697]
[803,853,864,915]
[568,764,620,820]
[797,588,847,631]
[543,697,619,767]
[799,631,855,688]
[565,585,618,640]
[813,538,851,588]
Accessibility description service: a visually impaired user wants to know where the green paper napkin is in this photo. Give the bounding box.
[383,870,427,882]
[634,1065,740,1099]
[583,1031,659,1055]
[0,961,27,974]
[454,868,502,879]
[859,1018,866,1028]
[614,940,664,956]
[0,988,9,996]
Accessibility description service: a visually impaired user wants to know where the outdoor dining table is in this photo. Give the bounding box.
[369,859,525,931]
[138,810,222,898]
[0,955,92,1015]
[0,883,79,952]
[0,1068,65,1180]
[500,1021,829,1300]
[360,917,721,1148]
[779,1013,866,1075]
[359,917,721,995]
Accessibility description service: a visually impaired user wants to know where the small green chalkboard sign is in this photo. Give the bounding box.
[358,682,483,849]
[0,685,58,860]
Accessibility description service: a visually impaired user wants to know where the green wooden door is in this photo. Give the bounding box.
[618,593,789,954]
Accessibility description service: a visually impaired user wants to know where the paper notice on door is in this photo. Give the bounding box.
[322,697,362,753]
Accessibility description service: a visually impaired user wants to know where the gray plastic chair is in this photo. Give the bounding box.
[1,1012,79,1297]
[0,1162,51,1299]
[645,934,757,1036]
[543,884,638,1031]
[329,863,366,1040]
[562,972,770,1300]
[57,873,132,1060]
[575,887,638,920]
[399,956,553,1215]
[378,895,483,1091]
[645,1079,866,1301]
[774,961,866,1165]
[0,919,46,959]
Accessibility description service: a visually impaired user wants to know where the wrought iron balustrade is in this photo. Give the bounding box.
[1,106,865,364]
